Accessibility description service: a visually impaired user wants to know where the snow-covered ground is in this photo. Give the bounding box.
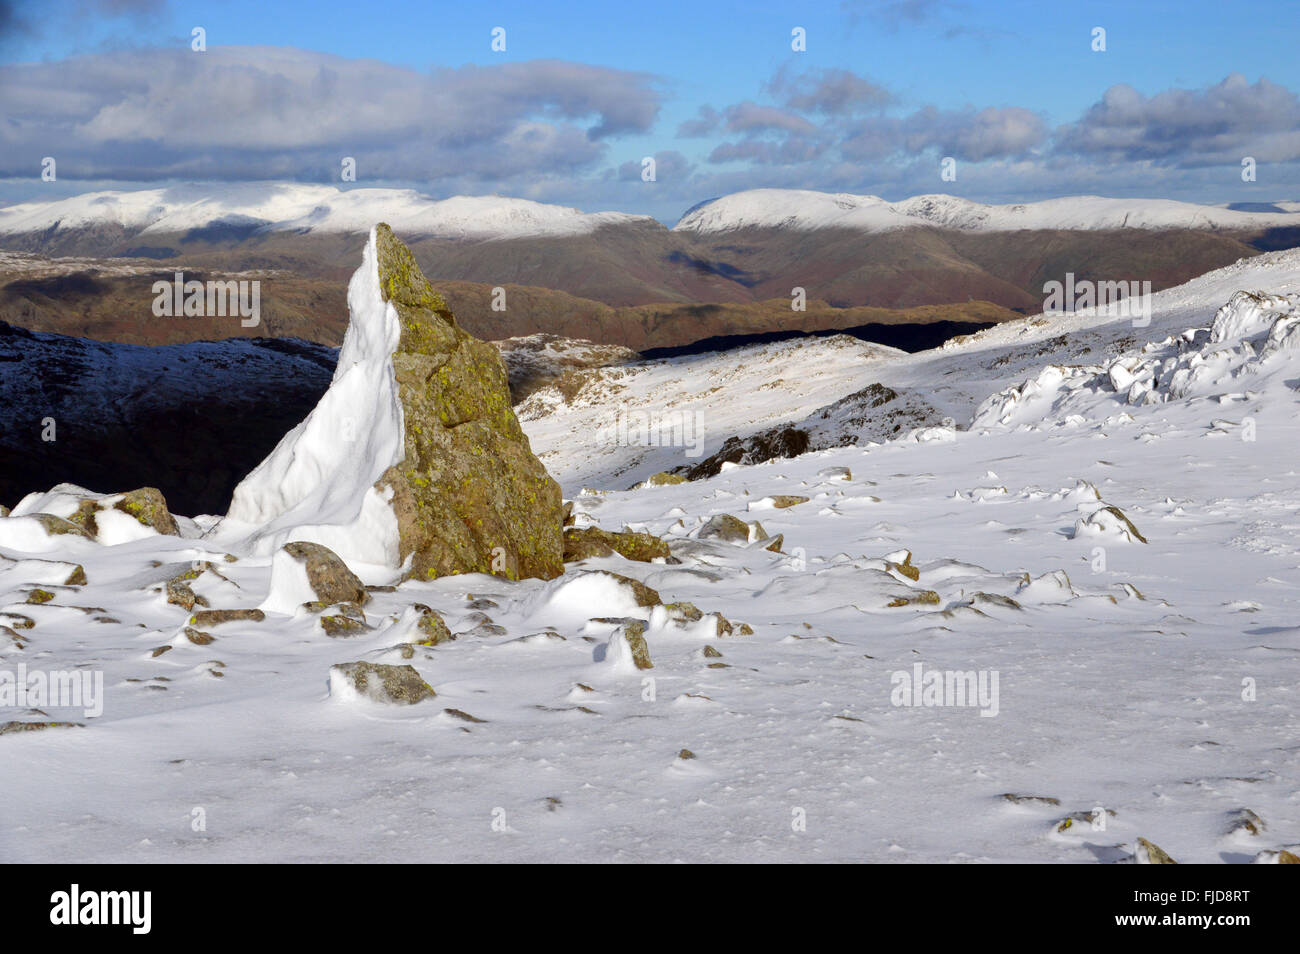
[2,249,1299,863]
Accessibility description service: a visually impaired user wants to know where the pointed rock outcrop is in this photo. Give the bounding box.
[228,224,562,582]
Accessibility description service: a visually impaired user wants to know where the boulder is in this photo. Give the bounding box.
[189,608,266,628]
[563,526,670,563]
[330,661,435,705]
[699,514,755,544]
[228,225,563,583]
[1134,837,1177,864]
[373,225,562,581]
[282,542,369,607]
[112,488,180,535]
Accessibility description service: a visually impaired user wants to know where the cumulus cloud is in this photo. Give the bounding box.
[0,47,662,182]
[616,150,692,181]
[677,105,721,138]
[765,66,892,115]
[708,137,828,165]
[1055,74,1300,166]
[722,101,819,136]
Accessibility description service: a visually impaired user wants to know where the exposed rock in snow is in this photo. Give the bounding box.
[329,661,436,705]
[225,224,564,582]
[603,620,654,672]
[562,527,670,563]
[1133,837,1178,865]
[1071,505,1148,545]
[8,485,181,545]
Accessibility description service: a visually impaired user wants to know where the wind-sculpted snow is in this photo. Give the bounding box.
[972,289,1300,428]
[2,247,1299,862]
[224,227,405,571]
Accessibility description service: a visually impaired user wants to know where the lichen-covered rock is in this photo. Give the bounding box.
[699,514,756,544]
[45,490,178,540]
[563,526,671,563]
[330,661,435,705]
[1134,837,1177,864]
[66,499,100,536]
[30,513,91,539]
[885,549,919,581]
[612,619,653,670]
[112,488,180,536]
[282,541,369,607]
[639,472,686,488]
[189,608,266,628]
[665,601,703,622]
[768,495,809,509]
[414,606,454,646]
[165,573,207,612]
[0,721,83,735]
[184,627,214,645]
[372,224,563,582]
[603,572,661,608]
[887,590,941,607]
[320,614,368,637]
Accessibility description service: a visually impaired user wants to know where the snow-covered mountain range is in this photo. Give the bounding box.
[0,184,655,240]
[1,183,1296,240]
[674,189,1300,234]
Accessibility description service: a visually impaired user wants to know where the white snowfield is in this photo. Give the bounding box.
[674,188,1300,234]
[0,184,655,240]
[2,247,1299,863]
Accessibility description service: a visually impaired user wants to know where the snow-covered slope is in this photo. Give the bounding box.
[0,184,654,240]
[5,184,1297,241]
[2,246,1299,863]
[675,188,1300,234]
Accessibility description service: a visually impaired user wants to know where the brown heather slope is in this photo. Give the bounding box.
[0,252,1020,351]
[4,220,1296,314]
[681,226,1284,309]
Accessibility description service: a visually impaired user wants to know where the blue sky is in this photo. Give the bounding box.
[3,0,1298,221]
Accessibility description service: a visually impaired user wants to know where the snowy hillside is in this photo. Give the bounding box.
[675,188,1300,234]
[2,246,1299,862]
[0,184,655,240]
[4,184,1297,242]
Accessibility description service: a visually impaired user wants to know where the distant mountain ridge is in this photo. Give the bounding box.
[2,185,1299,341]
[673,189,1300,234]
[3,183,1298,241]
[0,184,655,241]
